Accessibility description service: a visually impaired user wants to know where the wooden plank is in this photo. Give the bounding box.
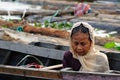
[75,15,120,24]
[0,40,65,60]
[0,9,55,15]
[1,64,120,80]
[1,65,120,80]
[61,70,120,80]
[0,65,62,79]
[0,8,73,16]
[19,0,76,7]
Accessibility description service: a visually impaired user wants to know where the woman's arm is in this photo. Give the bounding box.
[63,51,71,68]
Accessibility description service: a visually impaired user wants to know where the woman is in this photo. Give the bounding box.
[63,22,110,72]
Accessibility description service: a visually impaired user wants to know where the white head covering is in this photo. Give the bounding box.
[70,22,110,72]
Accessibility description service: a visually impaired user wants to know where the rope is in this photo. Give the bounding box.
[16,55,44,66]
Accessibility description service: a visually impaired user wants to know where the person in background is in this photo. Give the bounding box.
[73,3,91,16]
[63,22,110,72]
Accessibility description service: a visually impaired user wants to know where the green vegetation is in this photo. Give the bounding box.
[40,7,73,30]
[2,25,7,28]
[43,20,73,30]
[104,42,120,51]
[34,20,73,30]
[34,22,42,27]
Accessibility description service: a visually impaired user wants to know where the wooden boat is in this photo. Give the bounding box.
[19,0,120,15]
[0,22,119,80]
[1,64,120,80]
[0,39,120,80]
[0,40,63,80]
[0,24,120,80]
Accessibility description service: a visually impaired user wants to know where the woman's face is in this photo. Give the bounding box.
[71,32,91,56]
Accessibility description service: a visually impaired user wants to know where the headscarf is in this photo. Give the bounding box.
[70,22,110,72]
